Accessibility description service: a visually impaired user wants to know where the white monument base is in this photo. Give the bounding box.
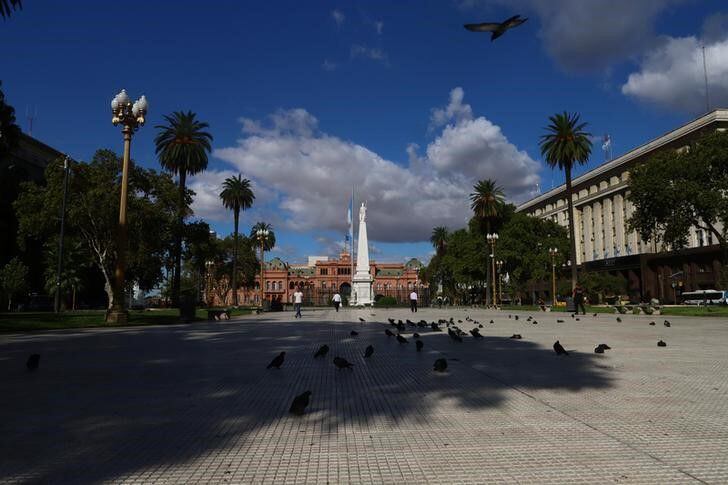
[352,276,373,306]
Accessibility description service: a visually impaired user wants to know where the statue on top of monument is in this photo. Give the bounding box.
[359,202,366,223]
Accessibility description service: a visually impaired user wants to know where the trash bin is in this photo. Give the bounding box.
[565,296,576,313]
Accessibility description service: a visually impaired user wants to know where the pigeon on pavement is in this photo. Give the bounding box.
[416,340,424,352]
[433,358,448,372]
[333,356,354,369]
[657,340,667,347]
[553,340,569,356]
[396,334,409,344]
[314,345,329,358]
[267,351,286,369]
[289,391,312,416]
[364,345,374,358]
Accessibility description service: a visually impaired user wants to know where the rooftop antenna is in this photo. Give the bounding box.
[702,43,710,113]
[26,105,37,136]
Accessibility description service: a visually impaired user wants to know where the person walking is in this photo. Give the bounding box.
[293,286,304,319]
[332,292,342,312]
[573,284,586,315]
[409,289,418,313]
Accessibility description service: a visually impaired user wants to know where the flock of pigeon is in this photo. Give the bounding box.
[276,312,675,416]
[21,310,674,417]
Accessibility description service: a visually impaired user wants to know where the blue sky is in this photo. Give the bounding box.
[2,0,727,264]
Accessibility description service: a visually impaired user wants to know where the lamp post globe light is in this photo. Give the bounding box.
[486,233,499,306]
[106,89,148,324]
[256,228,269,310]
[548,248,558,306]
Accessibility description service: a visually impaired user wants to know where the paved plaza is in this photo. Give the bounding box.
[1,308,728,484]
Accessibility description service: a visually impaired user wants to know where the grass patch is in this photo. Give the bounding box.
[660,305,728,317]
[0,307,253,333]
[499,305,614,314]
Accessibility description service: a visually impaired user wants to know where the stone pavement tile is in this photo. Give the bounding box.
[1,307,727,483]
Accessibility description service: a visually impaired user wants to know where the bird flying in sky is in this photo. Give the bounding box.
[464,15,528,41]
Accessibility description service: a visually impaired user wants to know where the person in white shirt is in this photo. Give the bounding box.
[332,292,342,312]
[293,287,304,318]
[409,290,418,313]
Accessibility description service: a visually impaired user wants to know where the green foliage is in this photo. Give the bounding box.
[374,296,397,307]
[0,257,28,310]
[220,174,255,305]
[424,207,570,302]
[470,179,505,221]
[628,131,728,284]
[498,213,570,293]
[580,272,628,303]
[15,150,181,309]
[430,226,449,256]
[0,81,21,160]
[42,238,89,300]
[250,222,276,251]
[154,111,213,179]
[0,0,22,20]
[539,111,592,288]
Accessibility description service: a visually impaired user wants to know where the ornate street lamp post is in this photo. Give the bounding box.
[205,260,214,306]
[496,259,504,306]
[548,247,558,305]
[256,228,270,310]
[107,89,148,324]
[486,233,499,306]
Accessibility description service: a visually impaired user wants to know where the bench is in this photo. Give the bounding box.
[207,309,230,321]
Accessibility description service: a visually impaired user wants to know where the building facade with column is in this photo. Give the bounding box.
[516,109,728,303]
[208,251,426,307]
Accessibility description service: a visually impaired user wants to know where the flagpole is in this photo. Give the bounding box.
[351,185,355,289]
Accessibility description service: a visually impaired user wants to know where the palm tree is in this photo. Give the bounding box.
[155,111,213,306]
[219,175,255,306]
[430,226,449,256]
[0,0,21,20]
[470,179,506,305]
[250,222,276,252]
[539,111,592,290]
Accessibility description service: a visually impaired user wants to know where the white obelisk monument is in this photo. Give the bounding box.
[352,202,373,306]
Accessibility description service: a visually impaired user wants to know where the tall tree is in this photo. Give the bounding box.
[250,222,276,251]
[16,150,181,310]
[0,81,21,159]
[0,257,27,310]
[430,226,449,256]
[155,111,213,306]
[470,179,506,304]
[539,112,592,290]
[219,175,255,305]
[628,130,728,286]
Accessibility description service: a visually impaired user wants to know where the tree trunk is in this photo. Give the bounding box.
[103,277,114,311]
[172,170,186,307]
[232,210,239,306]
[72,286,76,311]
[565,166,578,290]
[7,297,11,311]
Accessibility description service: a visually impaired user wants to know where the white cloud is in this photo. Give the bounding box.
[322,59,337,71]
[622,34,728,113]
[350,44,388,64]
[200,88,539,243]
[331,9,345,27]
[374,20,384,35]
[429,87,473,130]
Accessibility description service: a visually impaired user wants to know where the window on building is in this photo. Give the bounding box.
[278,281,283,291]
[266,281,270,290]
[697,229,705,247]
[320,268,328,275]
[322,281,327,289]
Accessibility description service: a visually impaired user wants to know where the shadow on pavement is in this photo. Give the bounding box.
[0,316,613,482]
